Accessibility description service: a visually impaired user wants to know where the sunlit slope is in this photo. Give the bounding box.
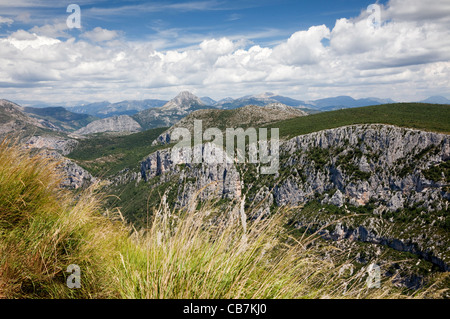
[268,103,450,139]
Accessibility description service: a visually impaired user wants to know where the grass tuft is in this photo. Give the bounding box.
[0,140,447,298]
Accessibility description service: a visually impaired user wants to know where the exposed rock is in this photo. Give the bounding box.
[25,135,79,155]
[128,123,450,273]
[161,91,205,111]
[74,115,142,135]
[275,124,449,211]
[137,124,450,216]
[329,189,344,207]
[140,143,242,206]
[39,150,96,189]
[388,192,404,212]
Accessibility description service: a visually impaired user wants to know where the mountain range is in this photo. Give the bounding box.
[19,93,450,119]
[66,99,167,118]
[152,102,308,145]
[3,91,449,137]
[203,92,448,111]
[1,92,449,293]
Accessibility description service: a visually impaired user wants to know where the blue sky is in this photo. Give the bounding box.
[0,0,449,104]
[3,0,389,48]
[83,0,386,44]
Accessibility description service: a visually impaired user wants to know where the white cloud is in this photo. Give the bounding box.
[271,25,330,65]
[0,0,449,103]
[29,22,69,38]
[4,30,60,49]
[0,16,13,25]
[81,27,120,42]
[385,0,450,24]
[200,38,236,57]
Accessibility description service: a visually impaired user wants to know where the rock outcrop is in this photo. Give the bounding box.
[25,135,79,155]
[140,144,241,207]
[275,124,449,211]
[134,124,449,213]
[74,115,142,135]
[39,150,96,189]
[115,124,449,273]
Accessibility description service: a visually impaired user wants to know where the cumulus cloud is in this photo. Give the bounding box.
[4,30,60,49]
[0,0,449,103]
[271,25,330,65]
[385,0,450,24]
[29,22,70,38]
[81,27,120,42]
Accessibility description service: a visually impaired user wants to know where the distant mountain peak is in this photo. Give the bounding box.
[263,102,308,116]
[0,99,48,132]
[162,91,205,111]
[200,96,216,106]
[253,92,276,99]
[0,99,24,111]
[421,96,450,104]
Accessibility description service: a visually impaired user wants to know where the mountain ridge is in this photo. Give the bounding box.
[152,102,308,145]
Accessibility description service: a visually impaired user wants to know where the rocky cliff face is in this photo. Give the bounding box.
[140,124,449,212]
[25,135,79,155]
[274,124,449,211]
[38,150,96,189]
[140,145,242,207]
[74,115,142,135]
[116,124,449,273]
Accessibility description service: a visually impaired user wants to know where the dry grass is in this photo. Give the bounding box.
[0,139,447,299]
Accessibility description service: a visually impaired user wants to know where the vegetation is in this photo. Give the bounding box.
[3,140,447,299]
[268,103,450,139]
[289,200,449,293]
[67,127,168,177]
[24,107,98,132]
[0,139,127,298]
[422,160,449,183]
[66,103,450,179]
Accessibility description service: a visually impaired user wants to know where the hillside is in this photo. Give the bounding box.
[0,99,70,139]
[23,106,98,132]
[74,115,142,135]
[67,127,168,176]
[153,103,308,145]
[268,103,450,139]
[0,99,46,134]
[132,92,215,130]
[4,140,430,299]
[96,103,450,290]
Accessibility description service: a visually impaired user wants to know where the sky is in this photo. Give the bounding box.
[0,0,449,104]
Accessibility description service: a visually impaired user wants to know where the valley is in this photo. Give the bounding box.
[1,92,449,295]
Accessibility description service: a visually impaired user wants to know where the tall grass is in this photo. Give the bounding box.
[114,196,407,299]
[0,139,127,298]
[0,140,446,298]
